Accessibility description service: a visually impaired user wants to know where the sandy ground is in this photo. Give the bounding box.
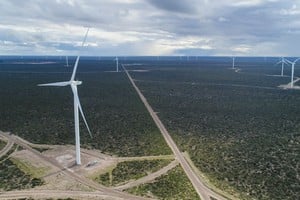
[6,142,175,200]
[8,137,175,193]
[45,145,117,177]
[12,148,93,191]
[278,77,300,89]
[10,145,118,192]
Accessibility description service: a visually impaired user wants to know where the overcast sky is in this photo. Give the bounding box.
[0,0,299,56]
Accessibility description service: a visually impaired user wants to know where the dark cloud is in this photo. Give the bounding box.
[0,0,299,56]
[146,0,197,14]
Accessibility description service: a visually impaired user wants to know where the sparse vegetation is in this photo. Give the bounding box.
[127,165,200,200]
[0,139,6,150]
[129,60,300,199]
[0,59,171,157]
[97,171,111,186]
[0,141,44,191]
[10,157,49,178]
[1,57,299,199]
[0,156,44,191]
[96,159,172,186]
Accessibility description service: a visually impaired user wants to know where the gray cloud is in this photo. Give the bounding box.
[0,0,299,56]
[146,0,197,14]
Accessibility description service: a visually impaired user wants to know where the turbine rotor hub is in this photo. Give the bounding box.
[71,80,82,85]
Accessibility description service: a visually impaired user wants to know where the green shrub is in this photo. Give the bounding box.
[127,166,200,200]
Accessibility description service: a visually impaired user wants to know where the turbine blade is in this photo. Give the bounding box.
[38,81,70,87]
[70,28,90,81]
[70,56,80,81]
[81,27,90,47]
[77,97,92,138]
[71,85,92,138]
[285,59,293,65]
[294,57,300,63]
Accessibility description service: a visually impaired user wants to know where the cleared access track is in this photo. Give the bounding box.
[122,64,227,200]
[0,131,149,200]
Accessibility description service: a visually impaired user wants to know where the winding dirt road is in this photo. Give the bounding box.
[0,190,121,200]
[0,131,150,200]
[114,160,179,191]
[122,64,227,200]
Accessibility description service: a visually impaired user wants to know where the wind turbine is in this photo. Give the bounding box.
[285,58,300,88]
[38,28,91,165]
[65,56,69,67]
[232,57,235,69]
[275,57,288,76]
[115,57,119,72]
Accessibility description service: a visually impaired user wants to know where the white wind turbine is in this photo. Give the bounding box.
[115,57,119,72]
[232,57,235,69]
[285,58,300,88]
[38,28,91,165]
[275,57,288,76]
[65,56,69,67]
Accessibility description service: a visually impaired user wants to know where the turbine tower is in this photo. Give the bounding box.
[66,56,69,67]
[285,58,300,88]
[38,28,91,165]
[275,57,288,76]
[115,57,119,72]
[232,57,235,69]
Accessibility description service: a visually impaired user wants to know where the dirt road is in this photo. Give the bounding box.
[122,64,227,200]
[0,131,150,200]
[114,160,179,191]
[0,189,121,200]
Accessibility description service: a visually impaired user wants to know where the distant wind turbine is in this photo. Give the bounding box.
[275,57,288,76]
[38,28,91,165]
[115,57,119,72]
[285,58,300,88]
[232,57,235,69]
[65,56,69,67]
